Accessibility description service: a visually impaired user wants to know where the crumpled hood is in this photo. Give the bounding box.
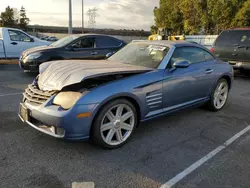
[38,60,153,91]
[22,45,54,57]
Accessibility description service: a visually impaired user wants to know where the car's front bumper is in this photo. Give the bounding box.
[18,100,99,140]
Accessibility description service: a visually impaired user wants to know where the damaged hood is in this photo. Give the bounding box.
[38,60,153,91]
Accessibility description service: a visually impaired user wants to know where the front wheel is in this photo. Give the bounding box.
[92,99,137,149]
[208,78,229,111]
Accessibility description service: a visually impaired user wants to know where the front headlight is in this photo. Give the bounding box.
[25,53,42,60]
[53,92,82,110]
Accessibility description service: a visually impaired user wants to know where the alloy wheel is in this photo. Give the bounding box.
[100,104,135,146]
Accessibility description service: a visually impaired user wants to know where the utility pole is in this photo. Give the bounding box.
[82,0,84,33]
[87,8,98,29]
[68,0,73,34]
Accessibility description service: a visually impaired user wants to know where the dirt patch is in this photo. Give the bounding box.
[0,60,18,64]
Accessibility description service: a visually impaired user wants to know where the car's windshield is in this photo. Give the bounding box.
[109,43,169,68]
[50,35,79,47]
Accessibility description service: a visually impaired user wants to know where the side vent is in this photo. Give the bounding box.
[146,93,162,108]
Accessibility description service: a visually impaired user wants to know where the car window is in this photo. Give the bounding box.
[96,37,121,48]
[109,43,169,69]
[203,50,215,61]
[8,30,32,42]
[170,47,206,67]
[71,38,95,49]
[215,30,250,46]
[50,35,79,47]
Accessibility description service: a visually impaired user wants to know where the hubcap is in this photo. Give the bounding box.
[101,104,135,146]
[214,82,228,109]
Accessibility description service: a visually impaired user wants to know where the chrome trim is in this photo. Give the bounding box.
[148,101,162,106]
[146,93,162,99]
[147,97,163,102]
[158,46,176,69]
[146,97,209,118]
[18,114,65,138]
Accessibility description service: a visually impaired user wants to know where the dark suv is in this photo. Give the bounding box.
[212,28,250,72]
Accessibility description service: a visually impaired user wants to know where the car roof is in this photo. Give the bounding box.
[230,28,250,30]
[71,33,120,38]
[131,40,205,49]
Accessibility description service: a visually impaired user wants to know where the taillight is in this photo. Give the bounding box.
[210,47,215,53]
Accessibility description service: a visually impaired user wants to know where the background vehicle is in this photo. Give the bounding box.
[0,27,49,59]
[40,36,49,40]
[46,36,58,42]
[212,28,250,72]
[19,34,126,72]
[19,41,233,148]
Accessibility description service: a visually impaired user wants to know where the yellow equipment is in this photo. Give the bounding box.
[148,27,185,41]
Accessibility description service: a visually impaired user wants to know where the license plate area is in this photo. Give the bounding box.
[19,103,29,121]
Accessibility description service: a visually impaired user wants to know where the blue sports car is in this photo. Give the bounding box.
[19,41,233,148]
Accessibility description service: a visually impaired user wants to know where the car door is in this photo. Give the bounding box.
[64,37,97,60]
[162,47,217,110]
[6,29,35,58]
[94,36,123,59]
[231,30,250,63]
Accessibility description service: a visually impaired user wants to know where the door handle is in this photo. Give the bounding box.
[232,53,237,56]
[11,42,18,45]
[91,51,98,55]
[205,69,213,74]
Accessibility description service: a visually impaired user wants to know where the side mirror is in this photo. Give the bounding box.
[30,38,35,42]
[173,60,190,68]
[106,52,114,58]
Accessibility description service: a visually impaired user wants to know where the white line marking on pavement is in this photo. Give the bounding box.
[72,182,95,188]
[0,92,22,97]
[160,124,250,188]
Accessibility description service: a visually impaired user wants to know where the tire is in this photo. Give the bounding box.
[208,78,229,111]
[92,99,138,149]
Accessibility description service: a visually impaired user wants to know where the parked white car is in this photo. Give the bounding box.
[0,27,50,59]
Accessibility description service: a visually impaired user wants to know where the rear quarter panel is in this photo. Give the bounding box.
[212,60,233,91]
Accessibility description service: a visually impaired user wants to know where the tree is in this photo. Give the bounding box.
[152,0,250,35]
[154,0,183,35]
[179,0,203,34]
[232,0,250,27]
[19,6,30,30]
[150,25,158,34]
[0,6,17,27]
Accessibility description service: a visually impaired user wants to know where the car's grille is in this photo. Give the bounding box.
[23,84,56,105]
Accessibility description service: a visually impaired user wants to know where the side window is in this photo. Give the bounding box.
[8,30,32,42]
[96,37,121,48]
[203,50,215,61]
[71,38,95,49]
[233,31,250,45]
[216,30,250,46]
[170,47,206,67]
[215,31,231,46]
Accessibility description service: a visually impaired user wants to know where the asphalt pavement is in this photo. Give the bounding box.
[0,65,250,188]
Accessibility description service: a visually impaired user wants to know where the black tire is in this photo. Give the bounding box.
[91,99,138,149]
[208,78,229,111]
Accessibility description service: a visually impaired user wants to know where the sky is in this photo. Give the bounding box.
[0,0,159,30]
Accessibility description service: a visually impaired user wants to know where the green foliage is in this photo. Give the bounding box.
[0,6,17,27]
[0,6,30,29]
[153,0,250,35]
[233,0,250,27]
[19,6,30,30]
[150,25,158,34]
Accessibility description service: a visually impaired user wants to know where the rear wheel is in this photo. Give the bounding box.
[92,99,137,149]
[208,78,229,111]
